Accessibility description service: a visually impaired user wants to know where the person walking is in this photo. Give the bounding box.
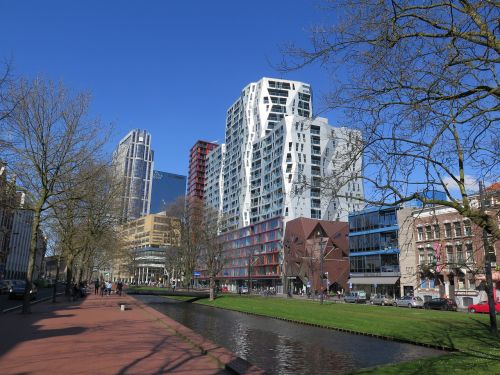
[94,279,100,295]
[117,281,123,296]
[106,281,112,296]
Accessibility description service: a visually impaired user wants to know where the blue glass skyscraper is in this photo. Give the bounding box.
[150,171,186,213]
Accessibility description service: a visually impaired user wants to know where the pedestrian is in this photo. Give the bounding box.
[117,281,123,296]
[100,281,106,296]
[106,281,112,295]
[94,279,100,295]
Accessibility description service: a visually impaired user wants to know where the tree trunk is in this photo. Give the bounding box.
[209,276,215,301]
[22,205,42,314]
[52,256,60,303]
[65,255,74,297]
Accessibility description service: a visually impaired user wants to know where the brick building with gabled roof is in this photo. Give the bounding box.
[284,217,350,294]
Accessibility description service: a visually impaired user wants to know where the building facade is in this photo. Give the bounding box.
[150,170,186,214]
[187,140,218,201]
[204,78,364,232]
[198,216,283,292]
[112,129,154,222]
[116,213,180,283]
[348,206,409,297]
[284,217,350,295]
[0,162,17,279]
[399,188,500,308]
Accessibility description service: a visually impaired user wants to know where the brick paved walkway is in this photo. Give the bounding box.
[0,293,262,374]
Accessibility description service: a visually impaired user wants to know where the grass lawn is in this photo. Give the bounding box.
[196,295,500,374]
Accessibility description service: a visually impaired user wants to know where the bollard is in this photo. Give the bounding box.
[120,304,126,311]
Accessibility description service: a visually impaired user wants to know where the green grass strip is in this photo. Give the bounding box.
[195,295,500,374]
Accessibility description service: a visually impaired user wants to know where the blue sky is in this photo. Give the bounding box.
[0,0,340,176]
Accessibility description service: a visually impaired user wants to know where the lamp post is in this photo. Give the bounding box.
[320,238,325,305]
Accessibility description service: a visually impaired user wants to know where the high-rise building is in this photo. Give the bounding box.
[112,129,154,222]
[150,171,186,213]
[187,140,218,201]
[5,193,46,280]
[204,77,364,231]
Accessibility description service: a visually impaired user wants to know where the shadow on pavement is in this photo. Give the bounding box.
[0,296,86,357]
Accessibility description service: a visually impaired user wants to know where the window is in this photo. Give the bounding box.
[464,220,472,236]
[454,222,462,237]
[417,227,423,241]
[446,245,454,264]
[465,243,474,264]
[425,226,433,240]
[419,248,425,265]
[433,225,440,239]
[444,223,452,238]
[456,244,464,263]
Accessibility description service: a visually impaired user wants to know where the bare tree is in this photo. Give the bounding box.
[198,206,226,301]
[165,196,204,289]
[5,78,107,313]
[283,0,499,332]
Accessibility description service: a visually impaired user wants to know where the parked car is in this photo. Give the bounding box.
[240,286,249,294]
[8,280,38,300]
[0,279,15,295]
[370,294,394,306]
[394,295,424,308]
[344,291,367,303]
[423,298,457,311]
[468,301,500,314]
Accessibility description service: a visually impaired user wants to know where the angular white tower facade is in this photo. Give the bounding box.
[205,78,363,232]
[220,78,313,230]
[113,129,154,222]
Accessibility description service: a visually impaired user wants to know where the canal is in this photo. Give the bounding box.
[137,296,443,374]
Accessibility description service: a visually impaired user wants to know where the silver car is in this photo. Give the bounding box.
[370,294,394,306]
[393,295,424,308]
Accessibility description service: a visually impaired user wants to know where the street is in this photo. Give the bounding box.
[0,284,65,312]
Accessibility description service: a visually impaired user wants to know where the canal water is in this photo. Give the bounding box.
[137,296,443,374]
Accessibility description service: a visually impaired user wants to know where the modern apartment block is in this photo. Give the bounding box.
[198,216,283,292]
[204,78,363,232]
[187,140,218,201]
[112,129,154,222]
[150,170,186,213]
[205,144,226,214]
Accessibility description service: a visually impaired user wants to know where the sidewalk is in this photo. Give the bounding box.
[0,293,263,374]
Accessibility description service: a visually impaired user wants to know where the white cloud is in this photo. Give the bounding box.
[442,175,479,193]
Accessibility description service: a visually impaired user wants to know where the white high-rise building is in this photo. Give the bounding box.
[113,129,154,222]
[205,144,226,215]
[205,78,364,231]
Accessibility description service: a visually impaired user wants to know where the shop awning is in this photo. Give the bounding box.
[349,276,400,285]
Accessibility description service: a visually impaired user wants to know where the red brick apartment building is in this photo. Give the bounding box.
[187,140,218,201]
[402,184,500,308]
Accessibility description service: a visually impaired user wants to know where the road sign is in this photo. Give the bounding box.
[193,272,201,277]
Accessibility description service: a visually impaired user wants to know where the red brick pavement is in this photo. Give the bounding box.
[0,293,262,374]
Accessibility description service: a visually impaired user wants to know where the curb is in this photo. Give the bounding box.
[2,292,64,313]
[129,295,266,374]
[196,302,458,353]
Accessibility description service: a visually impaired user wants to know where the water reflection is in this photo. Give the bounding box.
[138,296,442,375]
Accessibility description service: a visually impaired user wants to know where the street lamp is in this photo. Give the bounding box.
[319,237,326,305]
